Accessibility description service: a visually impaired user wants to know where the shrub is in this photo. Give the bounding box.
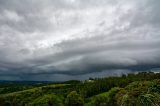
[138,93,160,106]
[94,95,108,106]
[65,91,84,106]
[107,87,122,106]
[29,94,63,106]
[115,80,160,106]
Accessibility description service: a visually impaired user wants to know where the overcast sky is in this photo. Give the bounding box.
[0,0,160,81]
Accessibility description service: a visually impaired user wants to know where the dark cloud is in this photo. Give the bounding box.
[0,0,160,81]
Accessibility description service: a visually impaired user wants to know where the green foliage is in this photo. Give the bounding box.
[115,80,160,106]
[119,94,129,106]
[0,72,160,106]
[106,87,122,106]
[79,72,160,98]
[29,94,63,106]
[65,91,84,106]
[85,87,121,106]
[138,93,160,106]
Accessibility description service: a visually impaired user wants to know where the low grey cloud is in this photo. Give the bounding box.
[0,0,160,81]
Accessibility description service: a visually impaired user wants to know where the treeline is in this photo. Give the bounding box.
[78,72,160,98]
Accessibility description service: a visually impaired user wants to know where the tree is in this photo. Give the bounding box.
[29,94,63,106]
[65,91,84,106]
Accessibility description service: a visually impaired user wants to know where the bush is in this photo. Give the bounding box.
[91,87,122,106]
[115,80,160,106]
[107,87,122,106]
[94,95,107,106]
[29,94,63,106]
[65,91,84,106]
[138,93,160,106]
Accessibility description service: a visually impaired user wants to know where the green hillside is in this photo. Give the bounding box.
[0,72,160,106]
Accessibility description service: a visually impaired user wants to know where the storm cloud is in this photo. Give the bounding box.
[0,0,160,81]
